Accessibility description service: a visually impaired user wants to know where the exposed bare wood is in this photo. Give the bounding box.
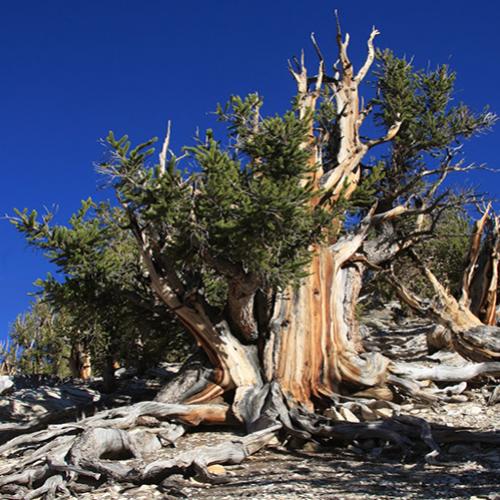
[426,325,453,353]
[269,245,389,406]
[0,426,77,457]
[158,120,171,176]
[70,401,233,429]
[469,214,500,324]
[155,350,218,404]
[391,360,500,382]
[365,119,402,148]
[488,385,500,405]
[22,475,68,499]
[226,274,260,341]
[142,424,281,483]
[355,27,380,83]
[69,342,92,380]
[453,326,500,363]
[460,204,491,309]
[0,465,49,488]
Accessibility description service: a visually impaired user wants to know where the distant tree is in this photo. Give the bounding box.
[8,298,71,377]
[0,339,18,376]
[11,200,192,390]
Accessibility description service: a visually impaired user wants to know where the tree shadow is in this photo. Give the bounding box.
[215,438,499,499]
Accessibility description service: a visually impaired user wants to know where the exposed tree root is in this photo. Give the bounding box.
[155,351,220,404]
[24,475,70,500]
[142,424,281,484]
[2,376,499,499]
[0,408,83,446]
[1,329,498,498]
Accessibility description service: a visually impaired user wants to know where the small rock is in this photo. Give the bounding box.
[207,464,226,475]
[267,435,280,446]
[324,407,344,421]
[372,400,395,410]
[44,389,62,399]
[375,407,393,419]
[0,375,14,395]
[135,415,161,427]
[467,406,482,416]
[361,407,377,421]
[339,407,360,423]
[302,441,322,452]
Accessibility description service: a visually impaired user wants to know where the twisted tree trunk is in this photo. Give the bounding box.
[268,246,388,407]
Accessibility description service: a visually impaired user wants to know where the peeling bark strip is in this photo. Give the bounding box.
[469,215,500,325]
[458,205,500,326]
[460,205,492,310]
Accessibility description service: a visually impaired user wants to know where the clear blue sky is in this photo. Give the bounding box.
[1,0,499,340]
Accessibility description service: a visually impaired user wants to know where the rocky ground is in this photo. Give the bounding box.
[74,422,499,500]
[1,311,499,499]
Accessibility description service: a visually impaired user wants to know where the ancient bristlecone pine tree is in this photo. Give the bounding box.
[101,24,400,419]
[3,19,500,496]
[99,19,498,423]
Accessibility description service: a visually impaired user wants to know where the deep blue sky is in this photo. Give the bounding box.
[1,0,499,340]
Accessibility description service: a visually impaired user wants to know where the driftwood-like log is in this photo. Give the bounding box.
[54,401,232,430]
[391,361,500,382]
[68,427,161,481]
[0,465,49,489]
[155,351,218,404]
